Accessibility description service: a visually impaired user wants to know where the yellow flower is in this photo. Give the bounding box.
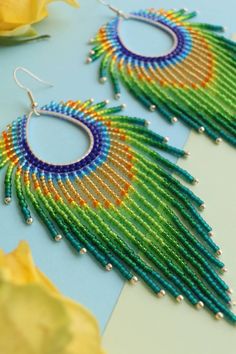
[0,241,105,354]
[0,0,79,38]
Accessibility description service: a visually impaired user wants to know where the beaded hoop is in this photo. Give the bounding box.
[0,98,235,322]
[87,8,236,147]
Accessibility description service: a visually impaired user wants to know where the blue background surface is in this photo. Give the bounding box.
[0,0,234,330]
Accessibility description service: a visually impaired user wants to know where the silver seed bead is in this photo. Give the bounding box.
[90,98,94,103]
[172,117,178,123]
[199,203,206,211]
[145,120,151,127]
[4,197,11,205]
[86,57,92,64]
[157,289,166,298]
[115,93,121,100]
[193,178,199,185]
[208,231,214,237]
[89,38,95,43]
[104,99,109,105]
[26,217,33,225]
[215,137,222,144]
[149,104,156,112]
[198,126,205,133]
[176,295,184,302]
[80,248,87,255]
[55,234,62,242]
[163,136,169,143]
[215,312,224,320]
[216,249,223,257]
[89,49,95,55]
[184,151,190,158]
[221,267,228,274]
[121,103,127,110]
[100,76,107,83]
[227,288,234,295]
[196,301,204,310]
[105,263,113,271]
[130,275,138,285]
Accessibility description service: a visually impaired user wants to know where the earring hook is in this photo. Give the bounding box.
[98,0,129,19]
[13,66,53,116]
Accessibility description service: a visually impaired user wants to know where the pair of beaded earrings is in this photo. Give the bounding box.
[0,2,236,324]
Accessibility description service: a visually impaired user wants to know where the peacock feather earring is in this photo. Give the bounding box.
[86,2,236,147]
[0,67,235,323]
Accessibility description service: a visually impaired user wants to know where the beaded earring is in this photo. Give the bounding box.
[1,67,235,323]
[87,3,236,147]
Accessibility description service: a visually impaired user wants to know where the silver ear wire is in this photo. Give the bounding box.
[13,66,53,116]
[98,0,129,19]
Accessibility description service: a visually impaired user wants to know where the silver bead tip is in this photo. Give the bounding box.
[55,234,62,242]
[26,217,33,225]
[105,263,113,271]
[176,295,184,302]
[4,197,11,205]
[130,275,138,285]
[215,312,224,320]
[157,289,166,298]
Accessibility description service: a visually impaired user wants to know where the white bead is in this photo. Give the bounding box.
[196,301,204,309]
[90,98,94,103]
[4,197,11,205]
[221,267,228,274]
[163,136,169,143]
[199,203,206,211]
[184,151,190,158]
[106,263,113,271]
[26,217,33,225]
[216,249,223,256]
[227,288,234,295]
[193,178,199,185]
[104,99,109,105]
[89,49,95,55]
[130,275,138,285]
[115,93,121,100]
[86,57,92,64]
[198,126,205,134]
[176,295,184,302]
[157,289,166,298]
[223,27,227,32]
[80,248,87,255]
[145,120,151,127]
[55,234,62,242]
[89,38,95,44]
[172,117,178,123]
[183,8,188,12]
[100,76,107,84]
[121,103,127,110]
[215,137,222,144]
[208,231,214,237]
[149,104,156,112]
[215,312,224,320]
